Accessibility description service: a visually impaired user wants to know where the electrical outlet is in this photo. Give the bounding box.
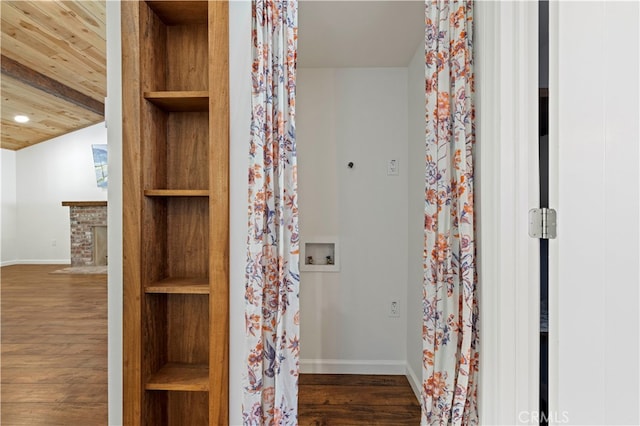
[389,300,400,318]
[51,239,57,247]
[387,159,399,176]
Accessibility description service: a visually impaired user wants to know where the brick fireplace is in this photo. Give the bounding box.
[62,201,108,266]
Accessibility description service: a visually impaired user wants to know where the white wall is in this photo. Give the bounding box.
[550,2,639,424]
[229,1,252,424]
[14,123,107,264]
[1,149,18,265]
[297,67,409,373]
[106,0,123,424]
[406,43,424,394]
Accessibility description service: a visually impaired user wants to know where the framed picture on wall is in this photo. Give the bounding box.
[92,144,108,189]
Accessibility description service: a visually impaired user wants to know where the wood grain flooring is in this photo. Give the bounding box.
[299,374,421,425]
[1,264,107,426]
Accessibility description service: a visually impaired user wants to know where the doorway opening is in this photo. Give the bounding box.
[296,1,423,423]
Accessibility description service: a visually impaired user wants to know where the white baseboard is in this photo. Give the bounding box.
[406,363,422,401]
[1,259,70,267]
[300,358,406,375]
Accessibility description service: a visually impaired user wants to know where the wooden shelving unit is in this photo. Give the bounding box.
[122,1,229,425]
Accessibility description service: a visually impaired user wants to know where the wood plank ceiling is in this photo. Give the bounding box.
[1,1,106,150]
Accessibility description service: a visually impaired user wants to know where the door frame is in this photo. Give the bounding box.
[475,2,541,424]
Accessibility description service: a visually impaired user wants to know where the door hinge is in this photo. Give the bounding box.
[528,208,557,239]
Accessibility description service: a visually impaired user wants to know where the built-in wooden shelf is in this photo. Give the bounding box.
[146,277,209,294]
[146,363,209,392]
[124,0,229,422]
[144,91,209,112]
[146,1,208,25]
[144,189,209,197]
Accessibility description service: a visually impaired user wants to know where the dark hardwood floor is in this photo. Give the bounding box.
[1,264,108,425]
[1,265,420,425]
[299,374,420,425]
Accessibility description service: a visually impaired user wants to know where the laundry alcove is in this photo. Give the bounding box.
[296,0,424,396]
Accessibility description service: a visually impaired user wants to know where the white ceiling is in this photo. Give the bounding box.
[298,1,424,68]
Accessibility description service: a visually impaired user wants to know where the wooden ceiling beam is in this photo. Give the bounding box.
[1,54,104,116]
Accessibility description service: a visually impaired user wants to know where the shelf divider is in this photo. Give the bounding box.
[144,189,209,197]
[144,91,209,112]
[146,363,209,392]
[146,277,209,294]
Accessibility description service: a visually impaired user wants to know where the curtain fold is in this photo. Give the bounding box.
[422,1,479,424]
[243,1,299,425]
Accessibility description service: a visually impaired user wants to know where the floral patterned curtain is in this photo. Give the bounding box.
[423,1,479,424]
[243,0,299,425]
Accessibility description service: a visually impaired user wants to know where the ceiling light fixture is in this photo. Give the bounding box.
[14,115,30,123]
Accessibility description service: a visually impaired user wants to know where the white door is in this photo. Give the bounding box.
[549,2,640,424]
